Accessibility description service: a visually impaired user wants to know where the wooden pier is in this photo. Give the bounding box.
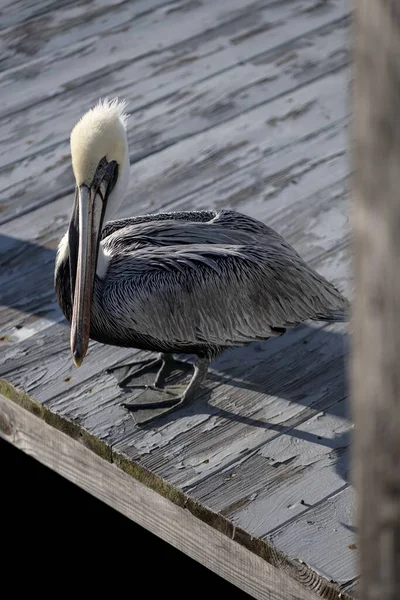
[0,1,354,598]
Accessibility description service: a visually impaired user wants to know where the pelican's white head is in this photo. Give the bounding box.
[70,97,130,222]
[68,98,130,368]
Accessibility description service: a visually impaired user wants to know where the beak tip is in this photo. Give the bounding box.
[72,350,84,368]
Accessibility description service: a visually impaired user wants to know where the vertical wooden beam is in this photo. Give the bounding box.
[352,1,400,599]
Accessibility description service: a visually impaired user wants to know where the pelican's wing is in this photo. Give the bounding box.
[101,243,349,348]
[101,209,286,244]
[101,211,295,258]
[102,220,269,253]
[101,210,219,240]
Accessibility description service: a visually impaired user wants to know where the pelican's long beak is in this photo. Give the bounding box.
[68,158,118,367]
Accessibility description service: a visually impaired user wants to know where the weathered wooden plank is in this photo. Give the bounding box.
[0,0,348,122]
[0,15,350,228]
[157,132,349,242]
[190,399,351,535]
[0,11,350,171]
[0,0,292,118]
[0,67,348,224]
[114,321,348,472]
[187,398,355,591]
[0,0,171,70]
[0,107,348,244]
[0,0,77,30]
[0,394,322,600]
[268,487,356,586]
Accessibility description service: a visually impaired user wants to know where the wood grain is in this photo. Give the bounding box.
[192,398,352,536]
[0,0,349,121]
[0,0,171,70]
[269,486,355,585]
[0,0,78,29]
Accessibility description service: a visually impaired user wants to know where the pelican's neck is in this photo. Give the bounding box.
[56,152,129,286]
[103,149,130,224]
[55,231,69,275]
[96,243,111,279]
[56,226,110,283]
[95,152,130,280]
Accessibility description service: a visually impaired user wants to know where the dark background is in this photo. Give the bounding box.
[1,437,251,597]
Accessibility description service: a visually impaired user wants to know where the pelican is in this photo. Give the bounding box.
[55,98,350,424]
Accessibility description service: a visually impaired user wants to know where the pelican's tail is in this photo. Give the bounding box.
[313,307,350,323]
[310,284,351,323]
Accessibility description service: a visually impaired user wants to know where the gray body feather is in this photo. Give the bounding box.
[56,209,349,360]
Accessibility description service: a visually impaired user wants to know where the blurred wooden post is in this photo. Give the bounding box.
[352,1,400,599]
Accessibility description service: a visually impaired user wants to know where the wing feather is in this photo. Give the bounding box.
[99,242,349,348]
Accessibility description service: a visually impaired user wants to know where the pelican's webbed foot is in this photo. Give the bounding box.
[122,358,209,426]
[107,352,192,388]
